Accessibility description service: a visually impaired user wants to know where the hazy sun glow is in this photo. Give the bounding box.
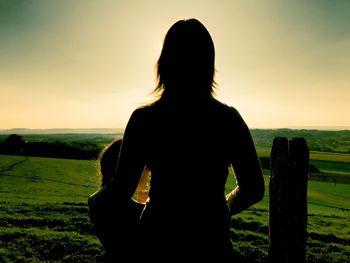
[0,0,349,130]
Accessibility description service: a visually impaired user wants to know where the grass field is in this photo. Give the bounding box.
[257,146,350,163]
[1,154,349,262]
[256,145,350,186]
[0,155,100,203]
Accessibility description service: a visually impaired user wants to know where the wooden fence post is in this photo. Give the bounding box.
[268,137,309,263]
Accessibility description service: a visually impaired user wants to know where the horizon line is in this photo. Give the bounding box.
[0,126,349,134]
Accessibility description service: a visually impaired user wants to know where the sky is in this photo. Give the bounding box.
[0,0,349,130]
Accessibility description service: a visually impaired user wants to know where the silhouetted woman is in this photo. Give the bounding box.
[110,18,265,261]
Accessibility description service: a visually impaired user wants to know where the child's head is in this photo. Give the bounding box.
[99,138,122,187]
[98,137,150,203]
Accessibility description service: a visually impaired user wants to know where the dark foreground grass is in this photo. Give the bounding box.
[0,202,106,263]
[1,202,349,262]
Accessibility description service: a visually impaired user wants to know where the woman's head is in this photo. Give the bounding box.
[155,18,216,98]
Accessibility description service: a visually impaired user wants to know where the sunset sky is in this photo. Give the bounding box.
[0,0,349,130]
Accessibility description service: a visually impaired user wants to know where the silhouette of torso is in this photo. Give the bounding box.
[125,96,246,259]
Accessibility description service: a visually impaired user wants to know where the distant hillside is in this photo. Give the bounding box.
[1,127,349,135]
[250,129,350,153]
[0,128,349,154]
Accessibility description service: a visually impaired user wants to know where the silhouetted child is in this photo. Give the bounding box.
[88,138,149,260]
[99,138,149,203]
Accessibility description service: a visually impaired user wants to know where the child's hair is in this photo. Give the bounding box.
[98,138,149,203]
[99,138,123,187]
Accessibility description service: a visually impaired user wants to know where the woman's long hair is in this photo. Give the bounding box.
[154,19,216,99]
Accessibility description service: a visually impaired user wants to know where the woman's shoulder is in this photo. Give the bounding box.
[210,98,241,117]
[129,103,160,122]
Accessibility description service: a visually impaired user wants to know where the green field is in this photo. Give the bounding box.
[0,155,100,203]
[256,145,350,186]
[1,154,349,262]
[0,155,104,263]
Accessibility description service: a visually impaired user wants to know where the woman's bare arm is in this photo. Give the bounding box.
[226,109,265,215]
[110,108,147,204]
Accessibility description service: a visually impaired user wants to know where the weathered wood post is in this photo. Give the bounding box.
[268,137,309,263]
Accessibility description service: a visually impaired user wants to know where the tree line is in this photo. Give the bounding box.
[0,134,101,160]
